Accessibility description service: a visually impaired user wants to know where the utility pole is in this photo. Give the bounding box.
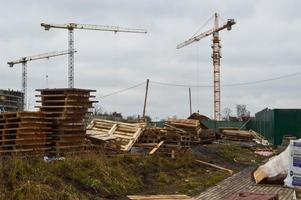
[142,79,149,118]
[189,88,192,116]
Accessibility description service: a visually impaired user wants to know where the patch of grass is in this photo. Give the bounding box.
[0,145,261,199]
[218,145,266,164]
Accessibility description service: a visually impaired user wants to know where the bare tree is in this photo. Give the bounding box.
[236,104,250,121]
[93,103,103,116]
[222,107,232,120]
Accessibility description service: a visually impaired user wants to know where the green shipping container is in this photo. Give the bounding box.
[246,108,301,146]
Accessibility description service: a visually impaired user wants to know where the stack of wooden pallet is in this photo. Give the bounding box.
[0,112,51,154]
[36,88,96,154]
[165,119,201,143]
[136,127,190,156]
[219,128,254,142]
[86,118,144,152]
[199,128,216,143]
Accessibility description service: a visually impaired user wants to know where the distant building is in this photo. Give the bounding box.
[0,89,23,112]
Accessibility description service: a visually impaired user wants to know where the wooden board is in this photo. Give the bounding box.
[127,195,193,200]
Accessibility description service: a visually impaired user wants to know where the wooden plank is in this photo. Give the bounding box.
[127,195,192,200]
[122,127,142,151]
[149,141,164,155]
[195,159,233,175]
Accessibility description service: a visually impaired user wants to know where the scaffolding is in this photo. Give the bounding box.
[0,89,23,112]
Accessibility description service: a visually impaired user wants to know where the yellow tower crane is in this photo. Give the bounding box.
[177,13,236,120]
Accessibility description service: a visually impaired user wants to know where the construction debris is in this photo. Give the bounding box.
[188,112,210,129]
[86,118,145,151]
[166,118,215,143]
[198,128,216,144]
[135,119,216,156]
[127,195,193,200]
[136,127,190,156]
[165,119,201,143]
[254,150,274,157]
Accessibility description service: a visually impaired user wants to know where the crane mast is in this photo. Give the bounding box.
[41,23,147,88]
[8,50,75,110]
[212,13,221,121]
[177,13,235,120]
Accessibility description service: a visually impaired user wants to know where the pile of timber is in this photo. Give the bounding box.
[0,112,51,154]
[187,113,216,143]
[86,119,144,152]
[165,119,215,144]
[199,128,216,143]
[165,119,201,143]
[136,127,190,156]
[219,127,254,142]
[36,88,96,154]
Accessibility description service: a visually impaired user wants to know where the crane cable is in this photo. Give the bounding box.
[191,14,215,37]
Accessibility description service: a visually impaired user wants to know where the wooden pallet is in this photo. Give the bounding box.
[36,88,96,155]
[86,119,145,152]
[136,126,191,156]
[0,111,50,154]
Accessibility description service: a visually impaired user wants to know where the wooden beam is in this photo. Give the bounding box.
[195,159,233,175]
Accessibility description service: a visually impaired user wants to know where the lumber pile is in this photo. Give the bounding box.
[136,127,190,156]
[0,112,51,154]
[165,119,215,144]
[136,118,216,156]
[188,112,210,129]
[165,119,201,143]
[219,128,254,142]
[86,119,144,152]
[36,88,96,154]
[198,128,216,143]
[127,195,193,200]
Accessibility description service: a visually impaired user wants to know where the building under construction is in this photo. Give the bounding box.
[0,89,23,112]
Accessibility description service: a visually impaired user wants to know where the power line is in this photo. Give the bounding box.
[150,71,301,88]
[98,82,145,98]
[95,71,301,98]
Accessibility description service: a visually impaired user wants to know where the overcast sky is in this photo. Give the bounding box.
[0,0,300,120]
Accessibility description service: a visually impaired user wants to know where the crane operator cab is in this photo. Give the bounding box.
[227,19,236,30]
